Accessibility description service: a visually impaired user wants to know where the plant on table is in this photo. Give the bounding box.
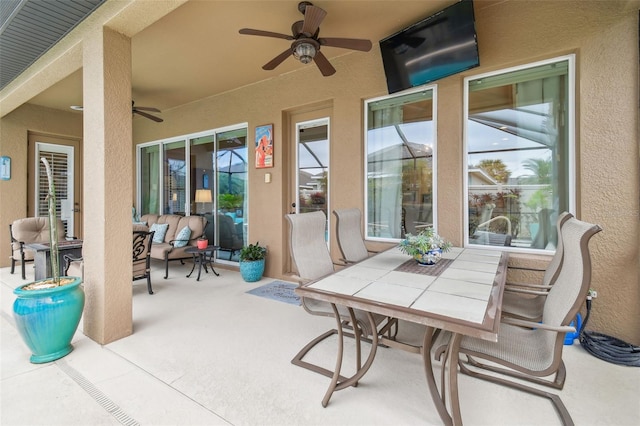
[197,235,208,249]
[12,157,85,363]
[398,228,452,265]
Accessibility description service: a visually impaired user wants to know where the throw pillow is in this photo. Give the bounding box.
[150,223,169,243]
[173,225,191,248]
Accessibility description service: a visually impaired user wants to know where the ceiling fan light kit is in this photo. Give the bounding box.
[239,1,372,76]
[293,40,317,64]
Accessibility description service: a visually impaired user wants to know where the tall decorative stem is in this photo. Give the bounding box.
[41,157,60,285]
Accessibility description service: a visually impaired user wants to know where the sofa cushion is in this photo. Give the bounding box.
[173,226,191,248]
[175,216,206,244]
[150,223,169,243]
[10,217,66,261]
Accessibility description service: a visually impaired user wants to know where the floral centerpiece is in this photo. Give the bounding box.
[398,228,452,265]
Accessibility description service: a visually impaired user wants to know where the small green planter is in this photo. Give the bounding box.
[13,277,84,364]
[239,259,265,282]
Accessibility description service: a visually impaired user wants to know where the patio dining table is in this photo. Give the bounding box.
[295,246,508,425]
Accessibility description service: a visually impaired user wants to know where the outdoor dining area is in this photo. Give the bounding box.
[2,1,639,425]
[1,255,637,426]
[3,209,639,425]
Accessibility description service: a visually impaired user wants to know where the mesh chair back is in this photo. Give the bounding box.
[541,211,573,286]
[542,217,601,336]
[333,208,369,263]
[286,211,334,281]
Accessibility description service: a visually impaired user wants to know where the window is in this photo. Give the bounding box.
[464,55,575,250]
[365,87,436,241]
[137,124,248,262]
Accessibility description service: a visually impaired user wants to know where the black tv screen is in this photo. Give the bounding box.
[379,0,479,94]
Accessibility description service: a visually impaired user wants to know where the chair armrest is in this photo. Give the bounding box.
[288,274,310,285]
[505,281,552,290]
[504,287,550,296]
[502,316,576,333]
[63,254,83,275]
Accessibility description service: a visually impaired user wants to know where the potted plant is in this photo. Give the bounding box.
[197,236,208,249]
[12,157,84,363]
[398,228,452,265]
[239,242,267,282]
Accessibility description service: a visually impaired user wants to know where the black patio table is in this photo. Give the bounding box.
[185,245,220,281]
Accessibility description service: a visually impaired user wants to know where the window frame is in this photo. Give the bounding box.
[364,85,438,243]
[462,54,576,253]
[136,123,248,217]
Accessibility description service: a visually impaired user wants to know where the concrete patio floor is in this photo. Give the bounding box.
[1,260,639,425]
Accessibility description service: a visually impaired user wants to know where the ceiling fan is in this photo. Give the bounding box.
[69,101,163,123]
[132,101,163,122]
[239,1,372,76]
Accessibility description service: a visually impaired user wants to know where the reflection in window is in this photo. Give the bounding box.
[139,145,159,216]
[164,141,186,215]
[465,55,574,250]
[365,88,435,240]
[137,125,248,264]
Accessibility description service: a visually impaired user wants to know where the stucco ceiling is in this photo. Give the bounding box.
[23,1,500,115]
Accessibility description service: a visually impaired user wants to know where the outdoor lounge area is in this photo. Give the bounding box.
[2,262,639,425]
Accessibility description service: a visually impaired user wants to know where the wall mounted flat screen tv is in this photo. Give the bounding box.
[380,0,479,94]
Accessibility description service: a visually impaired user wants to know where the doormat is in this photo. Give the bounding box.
[246,280,301,306]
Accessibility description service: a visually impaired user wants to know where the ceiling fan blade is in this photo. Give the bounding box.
[262,49,293,70]
[134,110,163,123]
[301,5,326,36]
[313,51,336,76]
[239,28,293,40]
[319,37,372,52]
[133,106,161,112]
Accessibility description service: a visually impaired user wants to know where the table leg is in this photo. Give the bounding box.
[186,254,197,278]
[321,305,378,407]
[204,251,219,276]
[196,254,203,281]
[423,326,453,426]
[447,333,463,426]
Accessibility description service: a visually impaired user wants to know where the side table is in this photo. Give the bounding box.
[185,246,219,281]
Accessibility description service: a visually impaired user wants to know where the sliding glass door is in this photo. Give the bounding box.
[138,124,248,263]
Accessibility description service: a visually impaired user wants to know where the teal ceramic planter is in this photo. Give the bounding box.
[239,259,265,282]
[13,277,84,364]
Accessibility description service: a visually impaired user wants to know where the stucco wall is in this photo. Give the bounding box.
[133,1,640,344]
[0,104,82,260]
[1,1,638,344]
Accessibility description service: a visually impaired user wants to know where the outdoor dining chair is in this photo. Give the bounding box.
[333,208,378,264]
[286,211,389,380]
[436,215,601,426]
[501,211,572,321]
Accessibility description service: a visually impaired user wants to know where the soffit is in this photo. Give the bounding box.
[0,0,105,90]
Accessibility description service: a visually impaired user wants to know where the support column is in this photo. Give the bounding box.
[82,27,133,344]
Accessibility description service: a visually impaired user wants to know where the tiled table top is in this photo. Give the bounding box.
[299,246,508,341]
